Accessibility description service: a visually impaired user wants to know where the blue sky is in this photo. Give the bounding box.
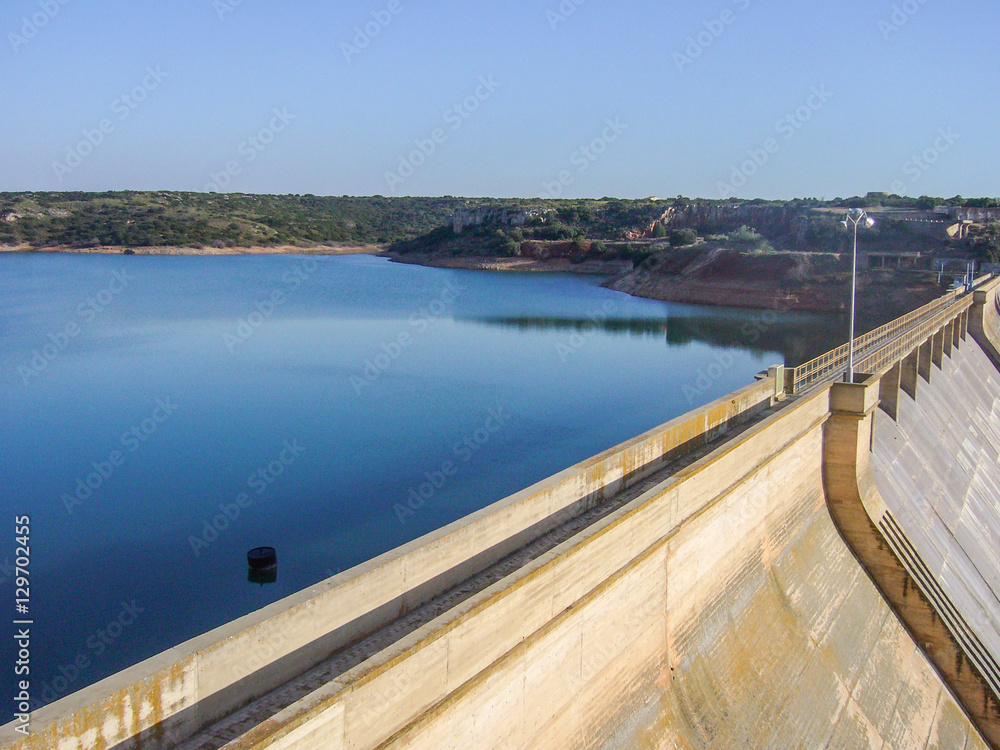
[2,0,997,199]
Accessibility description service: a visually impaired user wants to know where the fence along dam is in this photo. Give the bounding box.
[4,275,1000,750]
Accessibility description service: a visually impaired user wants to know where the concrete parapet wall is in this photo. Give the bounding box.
[0,377,778,749]
[250,384,986,749]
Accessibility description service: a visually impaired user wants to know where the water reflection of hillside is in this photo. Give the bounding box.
[466,314,847,367]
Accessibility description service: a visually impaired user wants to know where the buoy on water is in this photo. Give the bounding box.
[247,547,277,585]
[247,546,277,569]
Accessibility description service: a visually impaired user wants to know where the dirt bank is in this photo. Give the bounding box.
[606,247,942,327]
[385,252,631,275]
[389,246,943,329]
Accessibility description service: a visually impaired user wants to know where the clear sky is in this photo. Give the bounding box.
[2,0,997,199]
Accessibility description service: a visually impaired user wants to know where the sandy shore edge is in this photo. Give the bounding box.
[385,252,632,275]
[0,243,384,256]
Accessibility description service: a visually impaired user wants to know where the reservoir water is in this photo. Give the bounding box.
[0,253,844,709]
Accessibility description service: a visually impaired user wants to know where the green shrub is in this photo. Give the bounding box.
[668,228,697,247]
[725,225,762,244]
[501,237,521,257]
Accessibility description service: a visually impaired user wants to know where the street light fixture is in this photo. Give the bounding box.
[840,208,875,383]
[841,208,875,383]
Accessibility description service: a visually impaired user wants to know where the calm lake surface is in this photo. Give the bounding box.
[0,253,844,708]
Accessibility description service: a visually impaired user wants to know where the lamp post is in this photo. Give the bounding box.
[841,208,875,384]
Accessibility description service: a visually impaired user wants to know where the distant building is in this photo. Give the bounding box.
[875,210,951,238]
[955,207,1000,222]
[934,206,1000,222]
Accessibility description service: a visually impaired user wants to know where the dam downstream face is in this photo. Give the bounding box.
[871,334,1000,696]
[0,252,841,710]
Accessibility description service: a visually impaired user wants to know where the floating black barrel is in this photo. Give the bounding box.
[247,546,277,569]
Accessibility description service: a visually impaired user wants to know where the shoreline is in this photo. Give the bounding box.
[0,243,384,256]
[384,251,632,276]
[1,244,939,320]
[386,251,941,320]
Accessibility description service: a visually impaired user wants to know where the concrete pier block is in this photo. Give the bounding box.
[879,362,902,421]
[901,349,920,401]
[767,364,787,400]
[932,329,945,369]
[919,339,933,383]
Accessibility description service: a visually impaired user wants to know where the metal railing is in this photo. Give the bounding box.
[789,280,984,394]
[852,295,972,378]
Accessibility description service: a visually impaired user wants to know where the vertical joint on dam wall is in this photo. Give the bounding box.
[823,376,1000,748]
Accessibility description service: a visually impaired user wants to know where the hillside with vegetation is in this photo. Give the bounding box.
[5,190,997,322]
[0,192,461,248]
[391,195,1000,264]
[2,191,998,264]
[386,192,1000,324]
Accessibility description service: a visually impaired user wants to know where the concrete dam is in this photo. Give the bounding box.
[4,276,1000,750]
